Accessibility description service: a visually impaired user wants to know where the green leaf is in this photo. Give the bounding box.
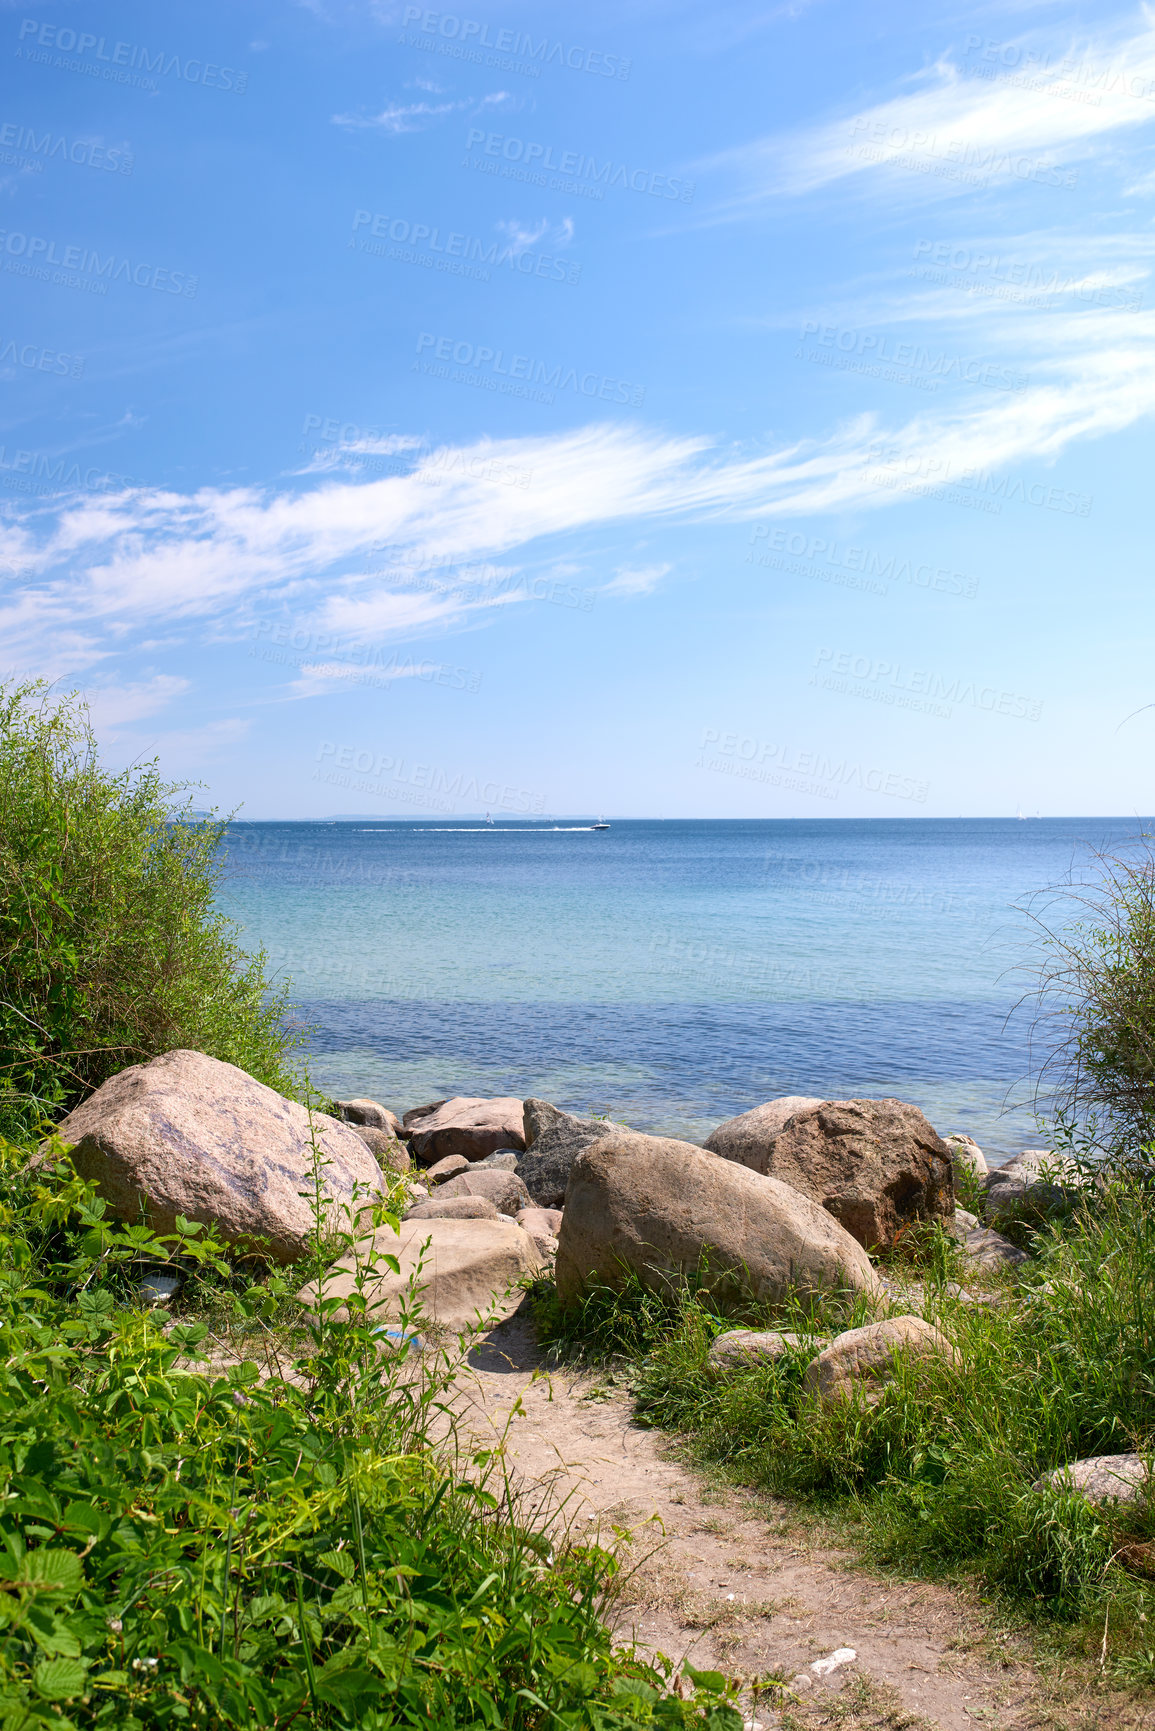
[318,1548,355,1579]
[682,1663,728,1694]
[20,1551,82,1594]
[32,1657,88,1699]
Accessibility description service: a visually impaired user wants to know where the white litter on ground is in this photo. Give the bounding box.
[810,1647,857,1677]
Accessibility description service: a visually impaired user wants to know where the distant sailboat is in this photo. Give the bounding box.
[484,811,494,825]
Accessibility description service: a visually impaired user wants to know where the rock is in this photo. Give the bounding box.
[518,1099,628,1208]
[477,1150,520,1170]
[985,1151,1079,1219]
[961,1226,1028,1268]
[335,1098,402,1135]
[944,1132,987,1184]
[405,1195,499,1221]
[753,1098,954,1251]
[404,1097,527,1165]
[704,1096,824,1173]
[1034,1455,1151,1505]
[54,1049,389,1264]
[349,1125,410,1172]
[408,1182,429,1201]
[296,1216,543,1331]
[515,1205,563,1258]
[804,1316,955,1406]
[436,1166,532,1216]
[425,1154,472,1186]
[954,1207,980,1230]
[554,1129,880,1307]
[707,1329,812,1370]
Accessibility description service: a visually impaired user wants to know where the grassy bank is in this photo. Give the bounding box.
[0,1130,744,1728]
[532,1180,1155,1684]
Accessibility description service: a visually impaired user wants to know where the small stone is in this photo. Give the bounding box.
[788,1673,813,1693]
[805,1317,955,1406]
[961,1226,1028,1268]
[707,1329,813,1370]
[425,1154,472,1186]
[477,1150,520,1170]
[335,1098,402,1134]
[405,1196,499,1221]
[954,1207,979,1230]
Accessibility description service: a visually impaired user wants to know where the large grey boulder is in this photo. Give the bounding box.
[960,1225,1028,1268]
[804,1316,955,1406]
[296,1216,543,1331]
[554,1129,879,1307]
[746,1098,954,1251]
[518,1098,628,1207]
[1034,1455,1151,1505]
[404,1097,526,1165]
[985,1150,1081,1219]
[54,1049,389,1263]
[704,1096,824,1173]
[435,1165,532,1216]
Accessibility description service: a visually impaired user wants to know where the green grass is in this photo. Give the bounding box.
[0,1131,745,1728]
[532,1176,1155,1676]
[0,681,304,1139]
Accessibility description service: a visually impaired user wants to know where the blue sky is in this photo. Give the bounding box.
[2,0,1153,818]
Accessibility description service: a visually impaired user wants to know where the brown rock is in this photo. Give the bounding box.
[335,1098,403,1135]
[555,1129,879,1307]
[804,1316,955,1406]
[349,1125,410,1173]
[516,1205,563,1258]
[425,1153,472,1185]
[405,1195,499,1221]
[707,1329,813,1370]
[704,1096,824,1172]
[54,1049,388,1263]
[404,1096,527,1165]
[762,1098,954,1250]
[436,1166,532,1215]
[296,1216,543,1331]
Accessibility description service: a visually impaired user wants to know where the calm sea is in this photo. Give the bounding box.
[218,817,1150,1164]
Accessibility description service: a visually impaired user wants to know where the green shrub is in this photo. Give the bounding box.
[0,681,303,1137]
[0,1135,743,1728]
[1021,840,1155,1146]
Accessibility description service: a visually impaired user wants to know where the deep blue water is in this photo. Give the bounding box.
[217,817,1150,1162]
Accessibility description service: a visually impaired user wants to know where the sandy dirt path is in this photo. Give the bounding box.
[449,1306,1059,1731]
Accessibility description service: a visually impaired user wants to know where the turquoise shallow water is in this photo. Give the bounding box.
[217,817,1150,1162]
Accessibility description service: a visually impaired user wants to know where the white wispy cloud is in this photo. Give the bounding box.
[703,13,1155,208]
[5,289,1155,688]
[83,674,190,727]
[332,87,510,134]
[602,563,672,597]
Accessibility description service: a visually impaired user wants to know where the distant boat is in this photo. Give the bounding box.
[592,817,610,830]
[484,812,494,825]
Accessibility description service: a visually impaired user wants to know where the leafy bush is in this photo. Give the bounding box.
[0,681,302,1138]
[0,1134,742,1728]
